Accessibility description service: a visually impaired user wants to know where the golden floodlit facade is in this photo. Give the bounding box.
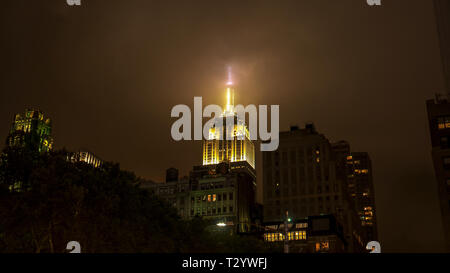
[202,82,255,169]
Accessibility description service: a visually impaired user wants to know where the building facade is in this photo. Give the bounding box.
[262,124,365,252]
[426,96,450,251]
[149,174,191,219]
[6,109,53,153]
[263,214,347,253]
[331,141,378,242]
[189,162,256,233]
[70,150,103,168]
[202,81,255,169]
[148,78,258,233]
[345,152,377,241]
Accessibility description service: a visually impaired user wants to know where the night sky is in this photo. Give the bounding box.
[0,0,446,252]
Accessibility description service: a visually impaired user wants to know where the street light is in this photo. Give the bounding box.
[284,210,289,254]
[216,222,226,227]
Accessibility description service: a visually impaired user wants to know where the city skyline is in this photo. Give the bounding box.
[0,0,446,252]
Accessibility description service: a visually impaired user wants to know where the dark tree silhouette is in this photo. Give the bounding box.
[0,147,278,253]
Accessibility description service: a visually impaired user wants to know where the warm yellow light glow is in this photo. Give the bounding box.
[202,83,255,168]
[227,88,231,111]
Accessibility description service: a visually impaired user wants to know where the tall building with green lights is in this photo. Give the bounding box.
[6,109,53,153]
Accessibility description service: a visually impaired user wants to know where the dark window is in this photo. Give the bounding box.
[282,151,288,164]
[229,193,233,200]
[444,157,450,170]
[442,136,450,149]
[290,150,296,164]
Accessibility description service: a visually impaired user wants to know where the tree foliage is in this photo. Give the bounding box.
[0,147,278,253]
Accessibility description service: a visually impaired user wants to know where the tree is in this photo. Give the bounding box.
[0,147,276,253]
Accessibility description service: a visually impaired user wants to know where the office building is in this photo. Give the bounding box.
[202,78,255,171]
[263,214,346,253]
[149,76,258,231]
[426,95,450,251]
[148,174,191,219]
[427,1,450,251]
[70,150,103,168]
[6,109,53,153]
[262,124,365,252]
[345,152,377,241]
[331,141,378,241]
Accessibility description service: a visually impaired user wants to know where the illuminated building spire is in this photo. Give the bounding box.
[225,66,235,115]
[203,67,255,169]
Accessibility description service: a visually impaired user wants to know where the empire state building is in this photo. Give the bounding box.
[202,73,255,175]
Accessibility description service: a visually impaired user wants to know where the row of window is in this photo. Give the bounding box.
[268,184,340,197]
[437,116,450,130]
[266,206,339,218]
[272,195,340,206]
[192,192,234,203]
[199,183,227,190]
[353,169,369,174]
[191,206,234,216]
[264,231,307,242]
[267,165,332,185]
[267,147,325,165]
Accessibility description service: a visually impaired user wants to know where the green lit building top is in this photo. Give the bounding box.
[6,109,53,153]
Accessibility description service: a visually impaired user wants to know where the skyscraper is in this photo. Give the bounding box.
[6,109,53,153]
[150,73,258,233]
[262,124,365,252]
[428,0,450,251]
[344,152,378,241]
[194,75,257,232]
[202,77,255,172]
[426,96,450,251]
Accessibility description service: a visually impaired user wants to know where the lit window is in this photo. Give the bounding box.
[288,232,293,241]
[213,194,216,202]
[438,116,450,129]
[315,241,330,252]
